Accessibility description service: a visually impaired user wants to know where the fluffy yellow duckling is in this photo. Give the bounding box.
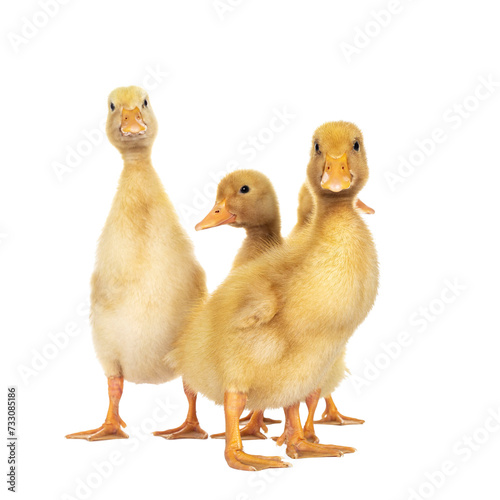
[195,170,284,439]
[290,183,370,443]
[196,171,370,442]
[66,86,207,441]
[168,121,379,470]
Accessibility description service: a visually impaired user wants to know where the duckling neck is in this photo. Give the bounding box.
[313,196,359,231]
[233,222,283,267]
[121,147,153,170]
[245,220,281,243]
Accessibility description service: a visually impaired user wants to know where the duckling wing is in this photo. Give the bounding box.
[229,277,279,330]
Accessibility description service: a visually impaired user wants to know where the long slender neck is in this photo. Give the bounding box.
[232,220,282,268]
[244,220,282,243]
[313,195,360,234]
[121,147,153,172]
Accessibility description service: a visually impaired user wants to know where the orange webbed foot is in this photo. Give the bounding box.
[213,410,268,440]
[286,439,355,459]
[225,449,291,471]
[66,421,129,441]
[153,421,208,440]
[314,410,365,426]
[314,396,365,426]
[240,411,281,425]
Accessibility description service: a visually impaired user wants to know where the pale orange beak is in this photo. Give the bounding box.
[355,199,375,214]
[121,107,147,136]
[321,153,351,192]
[195,200,236,231]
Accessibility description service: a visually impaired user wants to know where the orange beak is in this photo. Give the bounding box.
[195,200,236,231]
[355,199,375,214]
[321,153,351,192]
[121,107,147,135]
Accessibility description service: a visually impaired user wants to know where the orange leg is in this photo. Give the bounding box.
[284,402,355,459]
[304,389,321,443]
[240,410,282,425]
[212,409,268,440]
[314,395,365,425]
[66,376,129,441]
[224,392,290,471]
[153,381,208,439]
[273,389,321,445]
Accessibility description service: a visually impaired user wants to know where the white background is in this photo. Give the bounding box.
[1,1,500,499]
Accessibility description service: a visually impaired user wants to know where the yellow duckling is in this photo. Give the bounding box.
[197,172,371,444]
[290,183,371,443]
[66,86,207,441]
[169,121,379,470]
[195,170,284,440]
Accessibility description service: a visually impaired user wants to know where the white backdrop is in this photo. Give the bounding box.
[1,1,499,499]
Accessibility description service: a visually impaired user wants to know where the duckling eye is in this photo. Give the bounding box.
[110,102,115,111]
[143,99,148,108]
[353,141,360,152]
[240,185,250,194]
[315,143,320,154]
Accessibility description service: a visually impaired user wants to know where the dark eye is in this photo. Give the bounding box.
[315,143,320,154]
[110,102,115,111]
[353,141,360,152]
[143,99,148,108]
[240,185,250,194]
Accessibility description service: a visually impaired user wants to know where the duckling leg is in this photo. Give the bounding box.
[224,392,291,471]
[284,402,355,459]
[304,389,321,443]
[314,395,365,425]
[153,381,208,440]
[273,389,322,446]
[240,411,282,425]
[65,376,128,441]
[212,409,268,440]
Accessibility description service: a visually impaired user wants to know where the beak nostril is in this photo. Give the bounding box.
[215,210,220,214]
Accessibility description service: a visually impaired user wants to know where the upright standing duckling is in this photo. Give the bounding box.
[195,170,284,439]
[168,121,379,470]
[198,173,371,445]
[66,86,207,441]
[290,183,370,442]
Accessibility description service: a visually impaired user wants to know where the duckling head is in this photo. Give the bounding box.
[307,121,368,200]
[195,169,280,231]
[106,86,158,154]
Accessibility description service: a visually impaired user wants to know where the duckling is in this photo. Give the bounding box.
[168,121,379,470]
[66,86,207,441]
[195,170,284,440]
[290,183,371,440]
[197,171,370,442]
